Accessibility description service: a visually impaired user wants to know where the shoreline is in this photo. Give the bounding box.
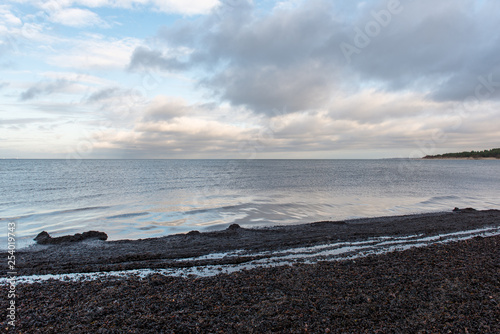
[421,157,499,160]
[7,208,500,277]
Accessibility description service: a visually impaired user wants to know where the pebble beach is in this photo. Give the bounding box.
[2,209,500,333]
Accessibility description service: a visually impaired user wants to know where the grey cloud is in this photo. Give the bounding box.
[431,69,500,102]
[203,64,335,113]
[0,82,9,90]
[128,46,188,72]
[329,0,500,100]
[168,0,336,68]
[143,100,188,121]
[87,87,123,103]
[19,79,70,101]
[86,86,143,105]
[112,0,500,158]
[142,0,346,114]
[134,0,500,114]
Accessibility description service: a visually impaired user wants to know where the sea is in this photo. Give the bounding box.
[1,159,499,249]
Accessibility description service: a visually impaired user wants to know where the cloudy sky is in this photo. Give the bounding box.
[1,0,499,159]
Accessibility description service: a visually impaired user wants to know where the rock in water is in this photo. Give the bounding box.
[34,231,108,245]
[34,231,51,244]
[81,231,108,241]
[453,207,477,213]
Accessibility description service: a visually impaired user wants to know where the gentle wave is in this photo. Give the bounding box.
[0,206,111,221]
[418,195,462,205]
[107,212,150,219]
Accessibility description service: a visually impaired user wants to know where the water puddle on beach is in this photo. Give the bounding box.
[3,226,500,285]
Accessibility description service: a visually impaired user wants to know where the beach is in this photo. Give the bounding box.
[2,208,500,332]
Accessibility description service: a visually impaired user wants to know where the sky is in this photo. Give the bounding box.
[0,0,499,159]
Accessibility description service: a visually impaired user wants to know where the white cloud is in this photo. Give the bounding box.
[48,35,141,70]
[18,78,93,101]
[48,7,107,28]
[42,71,115,86]
[86,96,260,155]
[83,87,500,158]
[0,6,22,56]
[36,0,220,15]
[151,0,220,15]
[0,6,22,27]
[136,117,253,139]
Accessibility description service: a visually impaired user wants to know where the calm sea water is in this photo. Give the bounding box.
[1,159,499,249]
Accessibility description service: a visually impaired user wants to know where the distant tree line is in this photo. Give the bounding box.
[424,148,500,159]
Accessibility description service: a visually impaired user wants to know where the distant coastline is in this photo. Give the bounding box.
[423,148,500,159]
[422,157,499,160]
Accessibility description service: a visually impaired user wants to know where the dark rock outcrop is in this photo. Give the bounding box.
[311,220,347,226]
[34,231,108,245]
[453,207,477,213]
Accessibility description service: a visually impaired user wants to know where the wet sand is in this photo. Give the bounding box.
[2,208,499,332]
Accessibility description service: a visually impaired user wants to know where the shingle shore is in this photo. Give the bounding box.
[11,209,500,276]
[2,234,499,333]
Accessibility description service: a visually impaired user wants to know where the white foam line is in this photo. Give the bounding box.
[181,250,245,261]
[334,229,500,263]
[3,227,499,284]
[141,233,433,264]
[245,234,426,258]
